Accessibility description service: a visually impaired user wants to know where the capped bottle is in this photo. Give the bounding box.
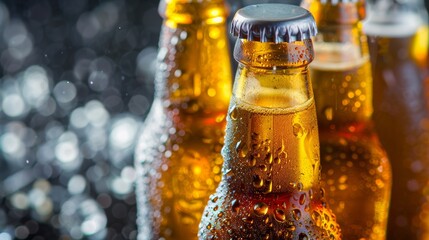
[198,4,341,239]
[305,0,392,239]
[134,0,232,239]
[364,0,429,239]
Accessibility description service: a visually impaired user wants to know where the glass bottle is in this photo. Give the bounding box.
[198,4,341,239]
[133,0,232,239]
[306,0,392,239]
[365,0,429,239]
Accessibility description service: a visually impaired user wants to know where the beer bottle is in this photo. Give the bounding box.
[134,0,232,239]
[198,4,342,239]
[306,0,392,239]
[364,0,429,239]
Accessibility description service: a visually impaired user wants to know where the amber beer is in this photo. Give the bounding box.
[306,0,392,239]
[365,1,429,239]
[198,4,341,239]
[134,0,232,239]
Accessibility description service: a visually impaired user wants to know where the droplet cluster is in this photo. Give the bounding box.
[199,99,341,239]
[319,134,391,239]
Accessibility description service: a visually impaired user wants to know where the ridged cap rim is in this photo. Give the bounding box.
[230,4,317,43]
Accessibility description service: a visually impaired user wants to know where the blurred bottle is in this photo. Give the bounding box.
[305,0,392,239]
[364,0,429,239]
[133,0,232,239]
[410,0,429,68]
[198,4,341,239]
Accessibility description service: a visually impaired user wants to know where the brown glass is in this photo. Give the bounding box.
[369,33,429,240]
[134,0,232,239]
[198,37,342,239]
[308,1,392,239]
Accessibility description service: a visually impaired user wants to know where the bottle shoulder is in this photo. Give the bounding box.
[134,100,227,162]
[318,126,386,154]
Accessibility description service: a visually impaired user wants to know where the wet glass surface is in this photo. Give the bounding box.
[0,0,300,239]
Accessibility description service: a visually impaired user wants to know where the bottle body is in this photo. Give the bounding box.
[368,32,429,240]
[311,45,391,239]
[199,96,340,239]
[135,100,226,239]
[199,36,341,239]
[309,5,392,238]
[134,1,232,239]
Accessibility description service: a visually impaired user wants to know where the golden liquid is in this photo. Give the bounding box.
[134,1,232,239]
[368,35,429,240]
[135,100,226,239]
[198,94,342,239]
[311,48,391,239]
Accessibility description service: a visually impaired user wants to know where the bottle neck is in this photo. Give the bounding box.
[222,40,321,193]
[368,33,429,122]
[368,34,415,64]
[317,1,366,26]
[311,4,373,131]
[155,0,232,114]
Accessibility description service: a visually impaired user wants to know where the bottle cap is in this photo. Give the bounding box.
[231,4,317,43]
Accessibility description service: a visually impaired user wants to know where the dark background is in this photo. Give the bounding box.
[0,0,425,239]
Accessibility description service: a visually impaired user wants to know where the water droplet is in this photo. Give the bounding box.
[259,164,267,172]
[253,175,264,188]
[253,202,268,216]
[299,232,308,240]
[264,153,273,164]
[293,123,304,137]
[232,199,240,213]
[249,155,257,167]
[299,193,306,205]
[206,223,212,230]
[235,141,248,158]
[312,211,321,226]
[274,209,286,222]
[276,151,287,164]
[174,69,182,77]
[170,36,179,45]
[324,213,331,222]
[297,182,303,191]
[309,189,314,199]
[244,216,254,224]
[263,180,273,194]
[211,196,218,203]
[229,106,238,120]
[320,187,326,198]
[180,31,188,40]
[292,209,301,220]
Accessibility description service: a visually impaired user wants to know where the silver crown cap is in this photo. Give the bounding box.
[230,4,317,43]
